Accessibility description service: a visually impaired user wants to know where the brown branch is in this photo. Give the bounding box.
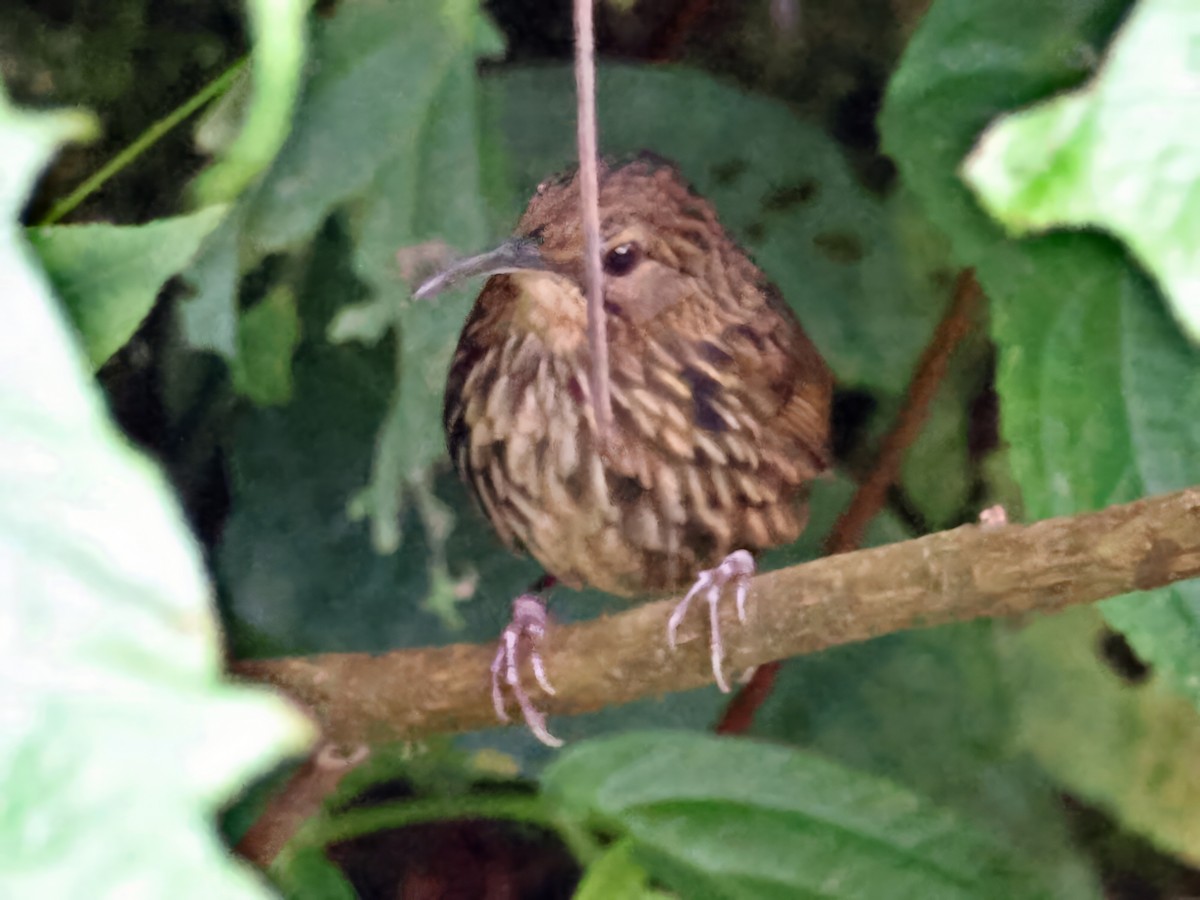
[234,486,1200,745]
[234,742,369,868]
[716,269,981,733]
[574,0,613,439]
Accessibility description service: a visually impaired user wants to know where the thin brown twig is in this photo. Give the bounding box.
[574,0,613,440]
[234,484,1200,744]
[716,270,980,733]
[234,742,370,869]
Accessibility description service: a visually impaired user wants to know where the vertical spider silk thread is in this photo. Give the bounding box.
[573,0,613,439]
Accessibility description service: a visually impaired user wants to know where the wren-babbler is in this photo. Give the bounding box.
[424,155,833,745]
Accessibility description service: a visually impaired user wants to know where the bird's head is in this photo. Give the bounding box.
[418,155,740,352]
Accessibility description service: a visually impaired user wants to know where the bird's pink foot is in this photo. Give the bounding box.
[491,594,561,747]
[667,550,755,692]
[978,504,1009,529]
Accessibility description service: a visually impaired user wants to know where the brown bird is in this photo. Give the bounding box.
[421,155,832,745]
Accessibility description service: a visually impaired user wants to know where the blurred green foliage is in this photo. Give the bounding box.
[0,84,309,899]
[6,0,1200,896]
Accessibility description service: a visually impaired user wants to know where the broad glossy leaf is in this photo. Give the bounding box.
[543,731,1046,899]
[28,206,225,367]
[882,0,1200,707]
[0,87,309,899]
[753,624,1099,899]
[963,0,1200,343]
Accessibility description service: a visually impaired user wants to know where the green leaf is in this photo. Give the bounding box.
[28,206,226,367]
[0,88,310,898]
[246,0,495,252]
[193,0,310,204]
[752,625,1100,899]
[543,732,1045,899]
[273,846,357,900]
[227,0,506,565]
[218,223,433,657]
[986,237,1200,699]
[487,64,948,393]
[898,354,979,529]
[999,607,1200,865]
[575,839,665,900]
[962,0,1200,343]
[880,0,1126,261]
[232,283,301,406]
[179,208,243,359]
[882,0,1200,707]
[0,93,97,423]
[338,50,504,556]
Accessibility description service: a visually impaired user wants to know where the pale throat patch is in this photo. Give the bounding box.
[510,271,588,355]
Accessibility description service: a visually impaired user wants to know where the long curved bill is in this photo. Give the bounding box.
[414,237,551,301]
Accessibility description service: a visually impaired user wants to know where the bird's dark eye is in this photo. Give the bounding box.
[603,242,642,277]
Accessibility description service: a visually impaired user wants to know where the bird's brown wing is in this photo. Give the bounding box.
[602,281,833,586]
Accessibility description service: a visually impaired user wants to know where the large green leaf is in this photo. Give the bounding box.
[882,0,1200,706]
[334,38,509,560]
[543,732,1046,899]
[28,206,225,367]
[182,0,499,363]
[0,89,309,898]
[891,191,985,530]
[182,0,507,571]
[752,624,1099,899]
[880,0,1127,262]
[245,0,501,252]
[963,0,1200,344]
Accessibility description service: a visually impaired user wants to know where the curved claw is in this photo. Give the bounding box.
[666,550,756,693]
[491,594,562,747]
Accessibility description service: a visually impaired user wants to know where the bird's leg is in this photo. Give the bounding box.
[491,576,562,747]
[666,550,756,693]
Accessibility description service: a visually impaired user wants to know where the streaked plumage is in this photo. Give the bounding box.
[443,156,832,598]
